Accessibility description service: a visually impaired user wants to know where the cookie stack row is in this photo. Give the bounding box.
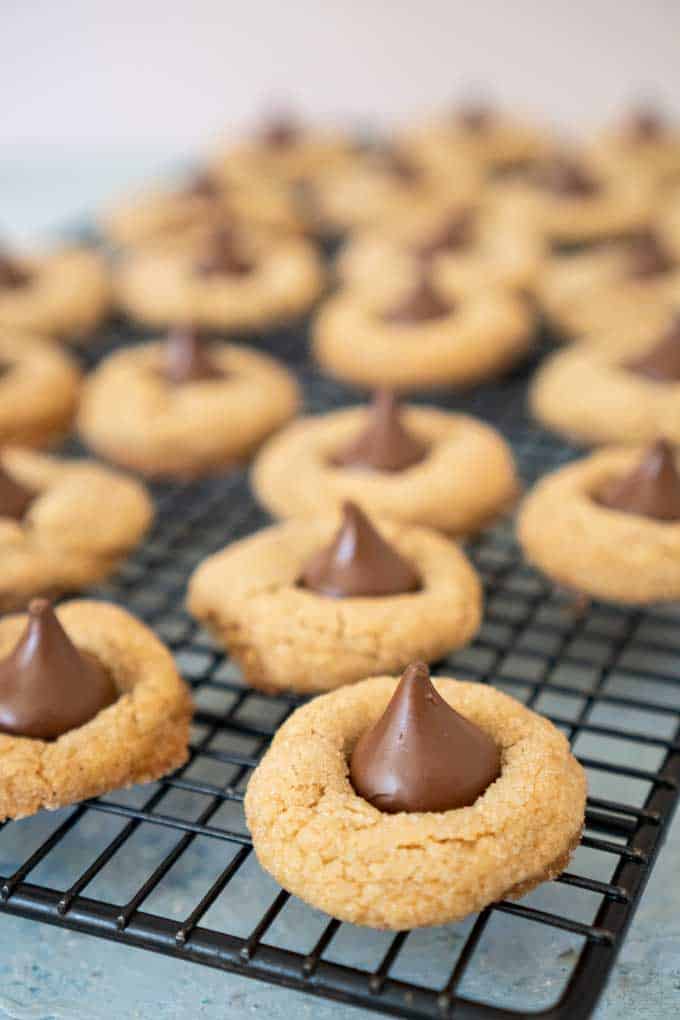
[2,98,680,928]
[3,98,680,644]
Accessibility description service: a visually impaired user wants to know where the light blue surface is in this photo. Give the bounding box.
[0,154,678,1020]
[0,807,675,1020]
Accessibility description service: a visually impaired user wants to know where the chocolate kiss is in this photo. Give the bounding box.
[163,326,224,384]
[261,114,300,149]
[458,102,493,133]
[194,226,254,278]
[300,502,421,598]
[534,157,599,197]
[626,231,675,280]
[383,276,451,324]
[350,661,501,813]
[0,253,31,289]
[378,148,421,185]
[0,465,35,520]
[597,439,680,521]
[331,391,428,472]
[627,315,680,381]
[0,599,117,740]
[184,171,220,200]
[628,106,665,141]
[414,210,476,260]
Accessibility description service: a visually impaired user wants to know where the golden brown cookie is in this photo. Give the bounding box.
[336,201,544,301]
[0,599,192,820]
[0,246,110,341]
[245,673,586,929]
[114,226,324,330]
[0,331,81,448]
[518,444,680,604]
[587,106,680,192]
[538,230,680,339]
[252,402,518,534]
[0,448,153,611]
[77,339,300,479]
[209,115,355,188]
[100,173,303,249]
[490,152,653,245]
[530,325,680,445]
[398,103,551,177]
[187,512,482,693]
[313,278,533,391]
[309,148,482,234]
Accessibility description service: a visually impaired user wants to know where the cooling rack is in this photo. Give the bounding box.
[0,318,677,1020]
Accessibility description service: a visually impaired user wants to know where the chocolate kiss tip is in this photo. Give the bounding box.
[383,276,450,325]
[300,501,421,599]
[0,465,34,520]
[349,661,501,814]
[626,232,674,279]
[401,660,430,684]
[0,254,31,290]
[597,438,680,522]
[28,597,50,615]
[415,211,474,260]
[194,225,254,278]
[535,156,598,198]
[331,390,428,473]
[627,315,680,381]
[163,326,223,385]
[629,107,664,139]
[458,103,493,131]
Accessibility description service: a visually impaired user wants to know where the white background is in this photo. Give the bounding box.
[2,1,680,237]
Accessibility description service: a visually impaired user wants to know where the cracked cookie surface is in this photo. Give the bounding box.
[245,674,586,929]
[187,515,482,692]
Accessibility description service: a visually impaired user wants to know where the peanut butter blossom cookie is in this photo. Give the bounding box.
[519,440,680,604]
[307,146,482,235]
[538,228,680,339]
[0,447,153,611]
[0,245,110,341]
[336,202,544,302]
[398,100,551,177]
[245,662,586,929]
[252,390,518,534]
[77,328,300,478]
[531,314,680,445]
[115,222,324,330]
[188,501,481,693]
[209,110,355,189]
[0,331,81,448]
[491,150,652,245]
[0,599,192,820]
[588,104,680,191]
[313,272,532,390]
[100,170,303,250]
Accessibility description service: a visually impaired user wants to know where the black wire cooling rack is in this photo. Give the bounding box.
[0,318,678,1020]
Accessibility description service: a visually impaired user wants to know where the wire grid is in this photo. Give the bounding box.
[0,325,677,1020]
